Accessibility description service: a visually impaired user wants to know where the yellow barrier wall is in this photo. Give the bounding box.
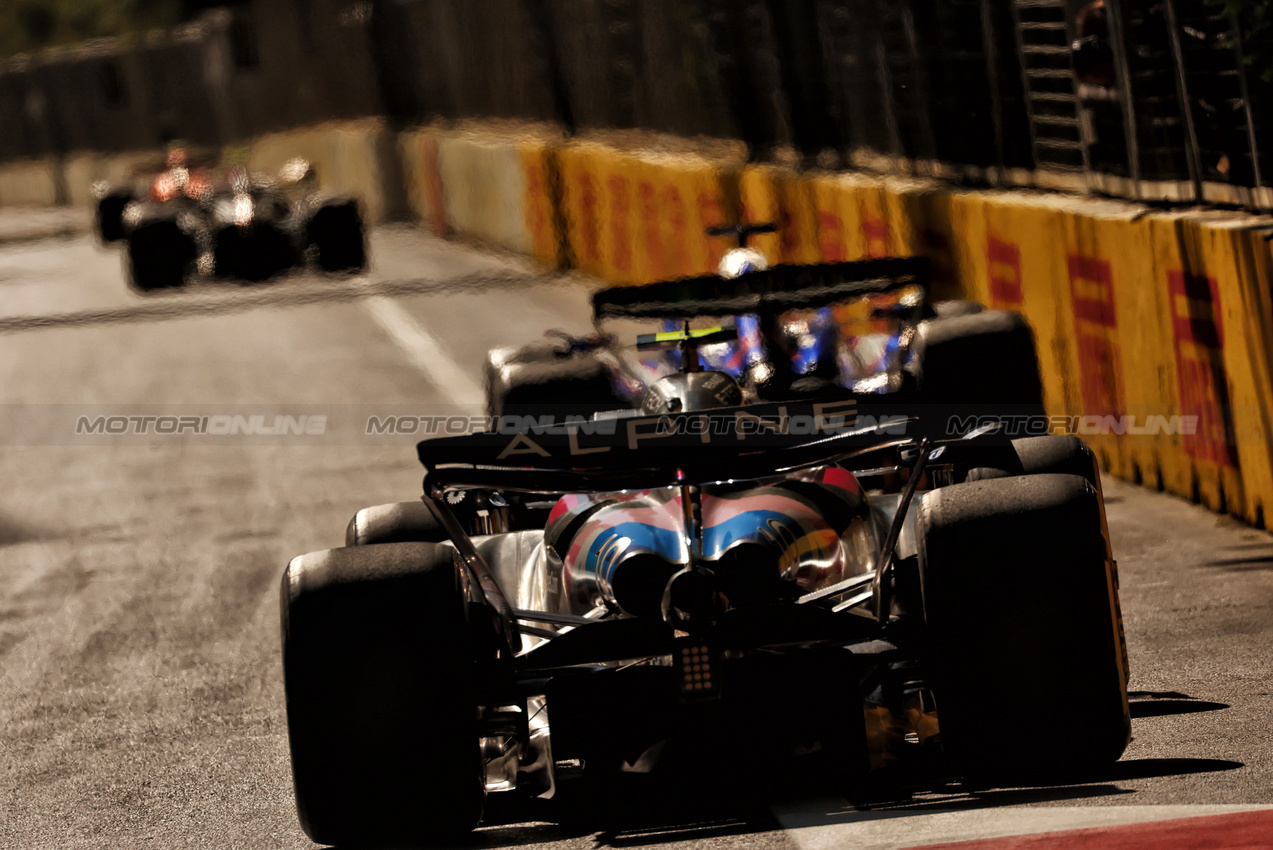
[739,165,819,266]
[559,143,739,284]
[1191,218,1273,525]
[518,136,563,267]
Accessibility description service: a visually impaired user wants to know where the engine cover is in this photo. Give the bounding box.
[544,467,876,616]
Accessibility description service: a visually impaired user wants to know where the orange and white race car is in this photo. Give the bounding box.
[94,147,366,291]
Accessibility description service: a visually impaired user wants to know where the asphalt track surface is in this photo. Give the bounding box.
[2,225,1272,849]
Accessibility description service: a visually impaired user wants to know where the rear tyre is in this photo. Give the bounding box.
[345,501,448,546]
[281,543,484,846]
[96,189,133,243]
[917,474,1129,781]
[966,435,1100,488]
[965,435,1128,679]
[308,199,366,272]
[127,220,194,291]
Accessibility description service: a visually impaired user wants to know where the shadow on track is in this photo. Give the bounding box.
[1202,554,1273,571]
[1131,700,1229,718]
[1101,757,1244,780]
[316,694,1244,848]
[320,779,789,850]
[0,513,43,546]
[1129,690,1230,718]
[314,754,1248,849]
[0,269,571,334]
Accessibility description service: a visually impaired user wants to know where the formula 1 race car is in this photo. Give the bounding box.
[279,247,1130,847]
[94,150,366,291]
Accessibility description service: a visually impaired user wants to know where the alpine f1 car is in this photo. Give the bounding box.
[279,238,1129,847]
[94,149,366,291]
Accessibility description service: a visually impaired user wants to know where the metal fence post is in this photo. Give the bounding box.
[1162,0,1203,201]
[981,0,1008,178]
[1103,0,1142,193]
[1229,11,1265,191]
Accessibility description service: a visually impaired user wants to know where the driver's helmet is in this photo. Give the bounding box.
[717,247,769,279]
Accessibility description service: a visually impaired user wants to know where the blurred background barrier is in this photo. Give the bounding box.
[516,133,566,268]
[61,151,169,207]
[556,139,742,284]
[739,165,821,266]
[0,158,60,206]
[397,126,448,237]
[436,130,529,255]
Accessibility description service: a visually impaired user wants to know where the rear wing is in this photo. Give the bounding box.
[591,257,929,321]
[416,397,1022,494]
[420,400,868,491]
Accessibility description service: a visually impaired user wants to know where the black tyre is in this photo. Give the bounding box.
[127,219,195,291]
[965,435,1129,680]
[908,310,1043,409]
[96,189,133,243]
[212,226,244,280]
[917,474,1129,781]
[281,543,484,846]
[966,435,1099,488]
[214,224,298,282]
[308,199,367,272]
[345,501,448,546]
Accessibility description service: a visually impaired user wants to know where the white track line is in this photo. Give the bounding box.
[773,802,1273,850]
[363,294,484,407]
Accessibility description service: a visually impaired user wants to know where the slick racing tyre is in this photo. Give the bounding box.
[281,543,484,846]
[308,199,366,273]
[908,310,1044,409]
[917,474,1129,781]
[964,435,1129,681]
[345,501,448,546]
[966,435,1100,488]
[127,219,195,291]
[96,189,133,243]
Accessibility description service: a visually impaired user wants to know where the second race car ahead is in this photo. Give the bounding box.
[95,149,366,291]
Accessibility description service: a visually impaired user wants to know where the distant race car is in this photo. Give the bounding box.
[278,235,1130,847]
[94,148,366,291]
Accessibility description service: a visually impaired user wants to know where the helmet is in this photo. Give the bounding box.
[717,247,769,279]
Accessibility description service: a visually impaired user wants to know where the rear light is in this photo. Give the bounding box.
[674,638,720,701]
